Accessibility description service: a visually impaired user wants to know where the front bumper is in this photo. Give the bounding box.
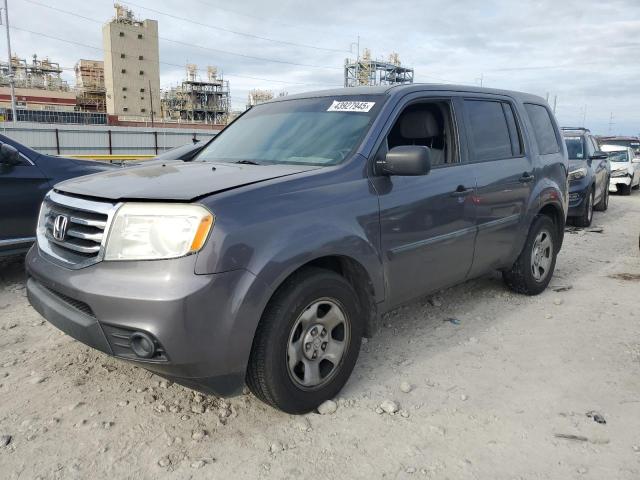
[609,175,631,191]
[567,181,590,217]
[26,246,268,396]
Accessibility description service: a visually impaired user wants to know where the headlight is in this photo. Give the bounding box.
[568,167,587,181]
[611,169,629,178]
[104,203,214,261]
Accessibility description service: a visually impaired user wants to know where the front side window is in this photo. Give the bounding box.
[196,95,384,166]
[464,99,513,162]
[525,103,560,155]
[384,100,458,167]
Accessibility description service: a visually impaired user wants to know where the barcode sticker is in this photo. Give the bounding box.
[327,100,375,112]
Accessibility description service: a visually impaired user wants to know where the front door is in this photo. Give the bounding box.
[370,98,477,307]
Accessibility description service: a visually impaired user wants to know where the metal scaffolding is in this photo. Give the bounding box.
[0,54,70,91]
[75,59,106,112]
[344,49,414,87]
[161,65,230,124]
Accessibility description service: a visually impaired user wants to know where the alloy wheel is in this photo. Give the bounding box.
[286,298,350,390]
[530,229,554,282]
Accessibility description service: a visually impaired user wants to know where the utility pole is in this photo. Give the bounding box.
[148,79,154,127]
[608,112,614,134]
[552,95,557,114]
[355,35,360,86]
[2,0,17,124]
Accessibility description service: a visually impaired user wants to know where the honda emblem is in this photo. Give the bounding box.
[52,215,69,241]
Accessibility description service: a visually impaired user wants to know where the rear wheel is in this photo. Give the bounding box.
[573,188,594,227]
[503,215,557,295]
[594,180,609,211]
[246,267,363,414]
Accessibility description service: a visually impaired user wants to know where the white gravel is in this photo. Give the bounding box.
[1,195,640,479]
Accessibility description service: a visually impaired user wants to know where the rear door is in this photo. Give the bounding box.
[463,97,533,277]
[0,147,50,250]
[370,94,477,307]
[587,134,607,202]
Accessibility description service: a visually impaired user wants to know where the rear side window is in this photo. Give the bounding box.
[525,103,560,155]
[464,100,513,162]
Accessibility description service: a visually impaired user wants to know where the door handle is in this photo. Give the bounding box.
[519,172,534,183]
[450,185,473,197]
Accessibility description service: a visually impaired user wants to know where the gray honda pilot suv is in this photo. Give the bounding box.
[26,85,568,413]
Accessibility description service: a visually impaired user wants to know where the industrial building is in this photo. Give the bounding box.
[102,4,160,121]
[75,59,106,113]
[246,89,274,109]
[0,55,75,115]
[344,49,414,87]
[161,64,230,124]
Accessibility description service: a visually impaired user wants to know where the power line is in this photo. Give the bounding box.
[122,0,351,54]
[193,0,353,42]
[20,0,343,71]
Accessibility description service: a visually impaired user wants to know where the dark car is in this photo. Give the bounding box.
[0,134,116,256]
[562,127,610,227]
[26,85,568,413]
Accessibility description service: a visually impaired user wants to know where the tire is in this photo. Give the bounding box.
[619,184,631,196]
[573,188,594,227]
[594,180,609,211]
[246,267,363,414]
[503,215,558,295]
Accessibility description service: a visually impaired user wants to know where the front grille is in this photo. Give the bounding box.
[41,283,95,318]
[37,191,116,269]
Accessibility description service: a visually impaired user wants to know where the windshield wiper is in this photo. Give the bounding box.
[235,160,260,165]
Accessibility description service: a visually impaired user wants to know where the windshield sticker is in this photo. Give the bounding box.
[327,100,375,112]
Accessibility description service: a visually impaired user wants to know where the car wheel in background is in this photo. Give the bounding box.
[573,188,594,227]
[503,215,558,295]
[619,184,631,196]
[246,267,363,414]
[595,179,609,211]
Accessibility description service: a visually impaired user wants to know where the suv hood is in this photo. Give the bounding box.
[55,161,320,201]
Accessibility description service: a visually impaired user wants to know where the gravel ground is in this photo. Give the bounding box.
[1,194,639,480]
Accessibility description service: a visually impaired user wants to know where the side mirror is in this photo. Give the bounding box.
[0,143,21,166]
[590,151,608,160]
[379,145,431,176]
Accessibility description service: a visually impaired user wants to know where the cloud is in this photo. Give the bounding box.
[2,0,639,134]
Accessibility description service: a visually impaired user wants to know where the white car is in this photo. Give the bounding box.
[602,144,640,195]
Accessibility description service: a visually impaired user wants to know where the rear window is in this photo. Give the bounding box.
[464,100,513,162]
[525,104,560,155]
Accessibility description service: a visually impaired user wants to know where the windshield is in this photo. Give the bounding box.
[606,150,629,162]
[564,136,585,160]
[196,95,384,166]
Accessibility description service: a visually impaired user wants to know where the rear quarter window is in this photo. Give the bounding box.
[524,103,560,155]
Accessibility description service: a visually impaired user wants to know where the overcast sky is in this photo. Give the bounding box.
[4,0,639,134]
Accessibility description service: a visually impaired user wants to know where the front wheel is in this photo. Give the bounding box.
[503,215,558,295]
[573,188,594,227]
[246,267,363,414]
[619,184,631,196]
